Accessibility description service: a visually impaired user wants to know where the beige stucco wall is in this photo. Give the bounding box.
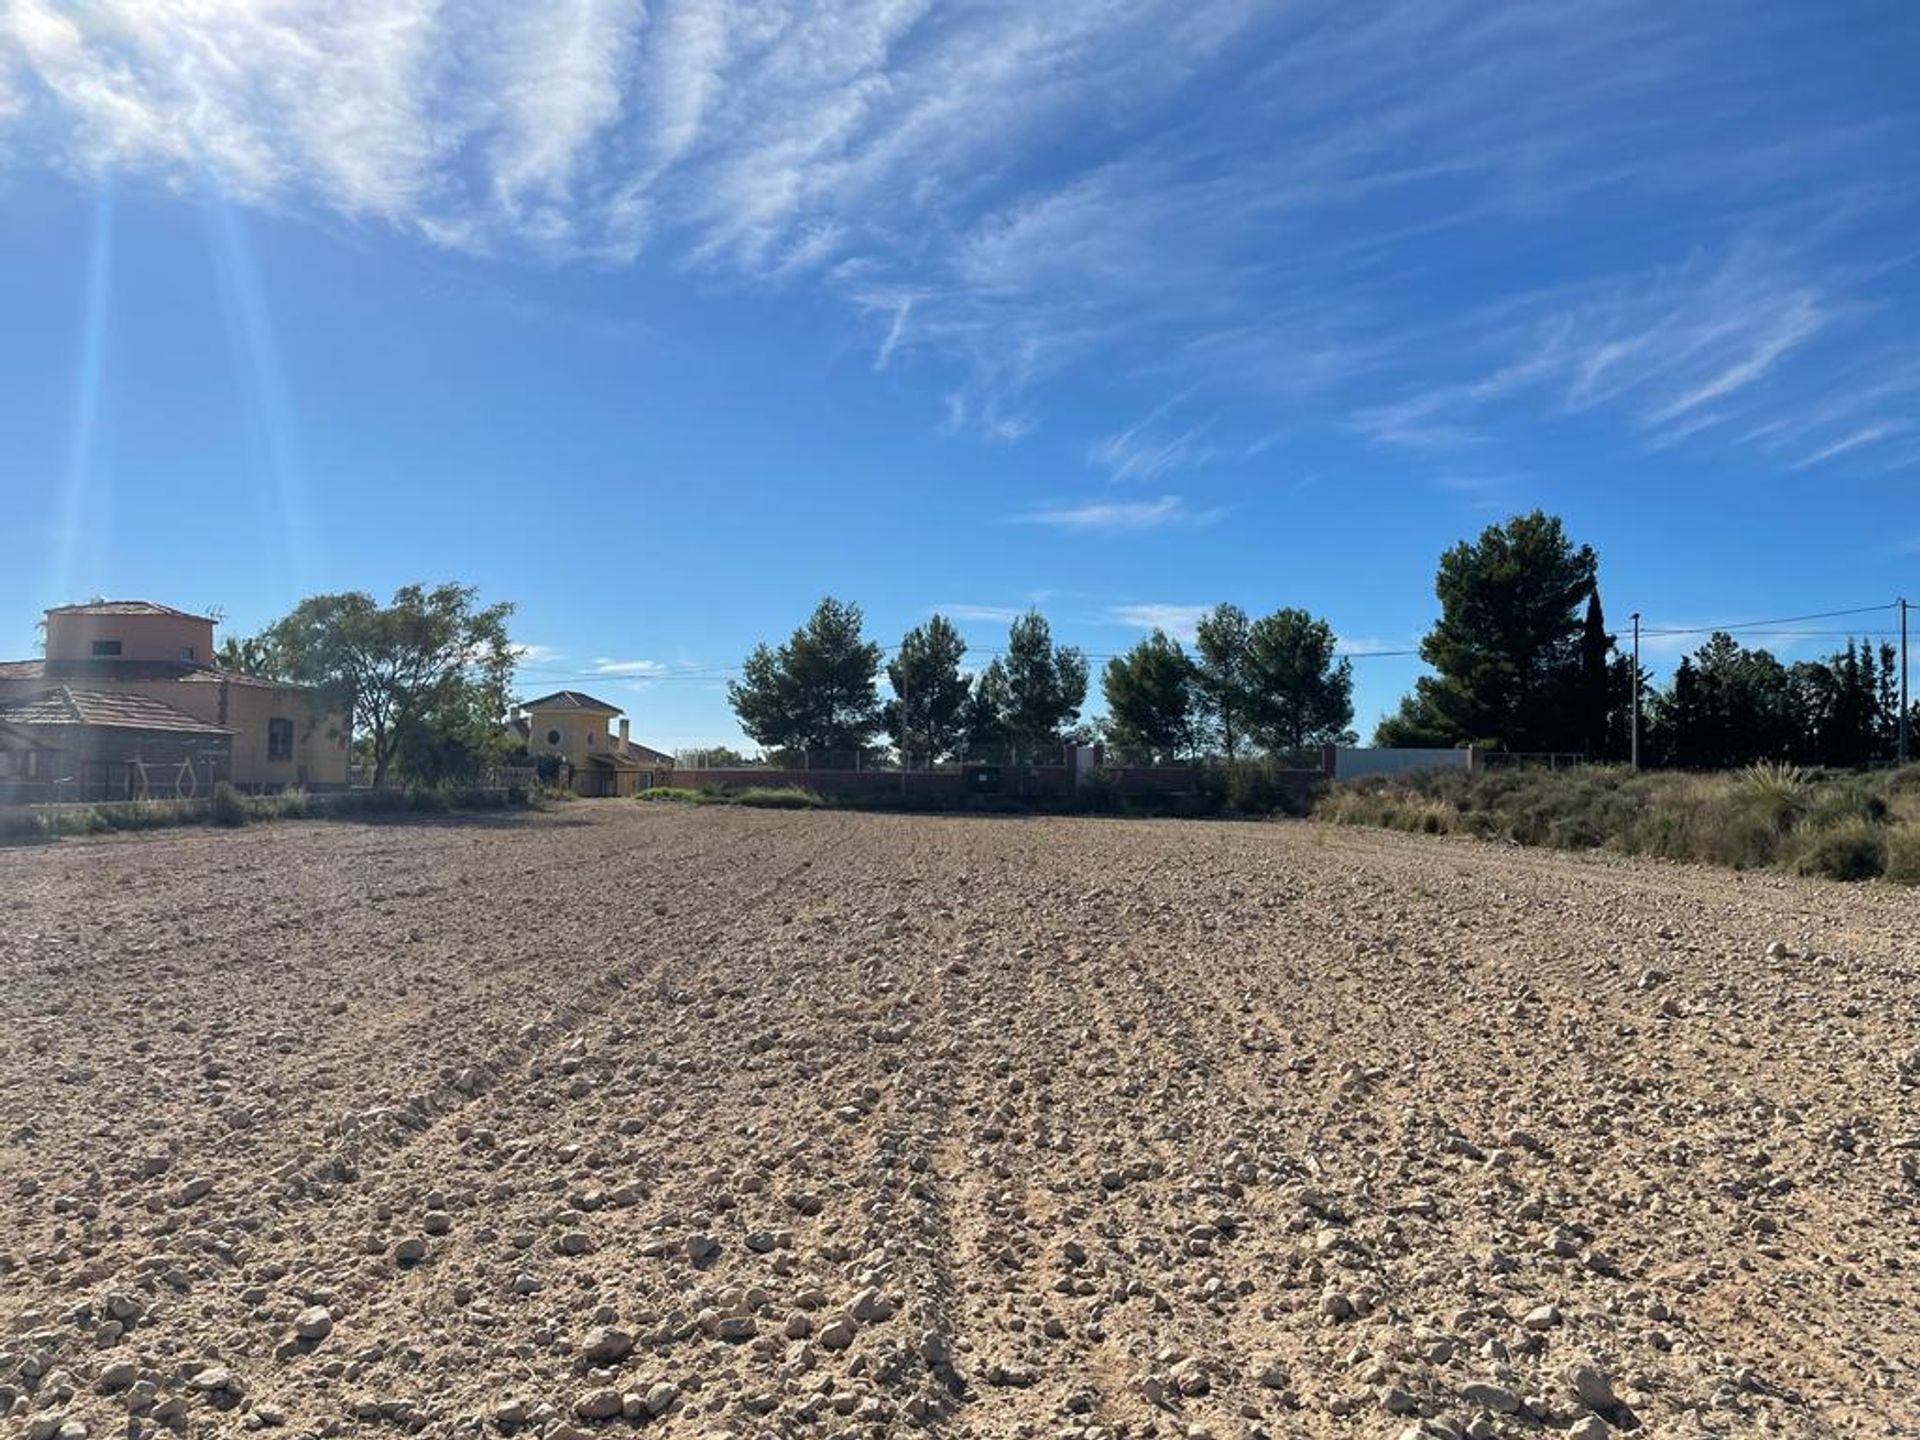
[46,612,215,665]
[219,684,350,788]
[525,707,616,769]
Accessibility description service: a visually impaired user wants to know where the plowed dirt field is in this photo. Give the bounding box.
[2,804,1916,1439]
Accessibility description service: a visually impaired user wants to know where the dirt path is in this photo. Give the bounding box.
[2,805,1915,1439]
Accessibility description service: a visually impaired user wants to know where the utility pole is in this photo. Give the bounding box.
[1901,596,1911,765]
[1630,611,1642,772]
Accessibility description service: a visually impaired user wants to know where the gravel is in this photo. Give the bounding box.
[1,804,1916,1437]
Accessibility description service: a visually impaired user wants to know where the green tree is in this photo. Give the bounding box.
[1575,590,1615,759]
[1386,511,1599,750]
[1194,603,1254,760]
[1242,607,1355,753]
[395,679,512,787]
[1819,640,1881,768]
[684,744,754,768]
[215,632,281,677]
[1651,664,1712,771]
[728,597,884,758]
[265,583,516,788]
[1000,611,1089,762]
[1648,634,1803,768]
[1101,630,1201,763]
[1372,694,1458,748]
[962,659,1014,761]
[885,615,971,764]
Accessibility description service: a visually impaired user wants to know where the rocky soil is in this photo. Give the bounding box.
[1,804,1917,1440]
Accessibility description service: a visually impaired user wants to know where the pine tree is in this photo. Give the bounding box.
[885,615,971,764]
[1101,632,1201,763]
[1577,588,1614,758]
[728,598,884,758]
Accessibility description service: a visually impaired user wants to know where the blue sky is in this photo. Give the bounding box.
[2,0,1917,749]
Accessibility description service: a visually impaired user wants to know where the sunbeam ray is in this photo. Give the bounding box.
[47,185,114,606]
[200,183,317,589]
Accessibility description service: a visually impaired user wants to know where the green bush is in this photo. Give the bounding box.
[733,786,825,809]
[209,781,251,828]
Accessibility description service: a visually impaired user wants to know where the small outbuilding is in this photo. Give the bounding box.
[0,686,235,802]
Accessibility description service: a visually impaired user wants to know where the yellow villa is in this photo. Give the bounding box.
[511,690,671,797]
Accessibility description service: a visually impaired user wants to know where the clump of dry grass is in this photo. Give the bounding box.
[1319,762,1920,884]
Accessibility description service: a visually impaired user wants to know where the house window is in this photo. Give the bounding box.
[91,640,122,656]
[588,731,595,747]
[181,646,196,662]
[268,717,294,761]
[546,728,562,746]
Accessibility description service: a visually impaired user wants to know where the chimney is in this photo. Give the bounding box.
[619,718,630,754]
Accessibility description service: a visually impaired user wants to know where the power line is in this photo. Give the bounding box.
[1639,602,1894,637]
[509,602,1905,691]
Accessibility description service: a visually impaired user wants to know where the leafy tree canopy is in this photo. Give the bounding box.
[1193,603,1254,760]
[1000,610,1089,762]
[962,658,1014,761]
[728,597,884,757]
[885,614,971,763]
[1101,630,1201,764]
[1384,511,1599,751]
[215,632,281,678]
[264,582,516,788]
[1242,607,1355,753]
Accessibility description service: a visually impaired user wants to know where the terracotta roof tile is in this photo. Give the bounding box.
[0,687,235,735]
[45,599,214,620]
[0,657,308,692]
[521,689,622,713]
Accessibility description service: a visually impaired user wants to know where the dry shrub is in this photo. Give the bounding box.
[1788,818,1887,882]
[209,782,251,828]
[1320,762,1918,885]
[1881,827,1920,887]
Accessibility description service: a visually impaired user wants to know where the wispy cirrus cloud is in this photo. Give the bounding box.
[2,0,1914,464]
[591,657,666,676]
[1106,603,1209,643]
[1011,496,1224,534]
[1792,423,1909,469]
[1352,239,1916,469]
[935,603,1025,624]
[1089,396,1218,483]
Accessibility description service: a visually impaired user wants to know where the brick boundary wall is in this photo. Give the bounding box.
[661,763,1329,804]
